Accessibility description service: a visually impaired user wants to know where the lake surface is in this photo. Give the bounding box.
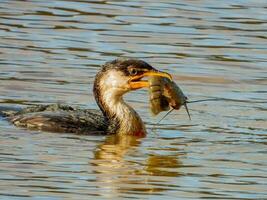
[0,0,266,199]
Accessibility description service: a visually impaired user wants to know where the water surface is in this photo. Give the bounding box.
[0,0,266,199]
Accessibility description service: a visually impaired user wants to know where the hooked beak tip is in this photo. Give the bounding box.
[144,70,173,80]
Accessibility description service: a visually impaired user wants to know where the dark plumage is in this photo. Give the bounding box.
[8,104,108,134]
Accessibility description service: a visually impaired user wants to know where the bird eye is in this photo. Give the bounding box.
[129,68,138,76]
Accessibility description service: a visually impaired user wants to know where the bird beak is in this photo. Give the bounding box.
[129,70,172,90]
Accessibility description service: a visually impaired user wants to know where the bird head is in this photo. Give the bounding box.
[94,58,172,97]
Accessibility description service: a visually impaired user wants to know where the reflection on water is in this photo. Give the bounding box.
[0,0,267,199]
[92,135,183,198]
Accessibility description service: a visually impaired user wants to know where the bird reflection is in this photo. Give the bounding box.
[93,134,141,169]
[90,134,183,197]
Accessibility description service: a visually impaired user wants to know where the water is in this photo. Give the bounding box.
[0,0,266,199]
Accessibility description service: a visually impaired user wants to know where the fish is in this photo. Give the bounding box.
[149,76,191,119]
[148,76,170,115]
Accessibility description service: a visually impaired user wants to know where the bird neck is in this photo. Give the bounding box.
[97,90,146,136]
[93,76,146,136]
[93,69,146,136]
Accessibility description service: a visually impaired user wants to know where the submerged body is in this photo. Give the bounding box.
[1,59,172,136]
[3,104,108,134]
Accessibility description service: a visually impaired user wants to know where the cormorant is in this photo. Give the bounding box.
[1,58,171,136]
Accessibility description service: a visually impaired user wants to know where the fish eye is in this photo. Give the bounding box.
[129,68,138,76]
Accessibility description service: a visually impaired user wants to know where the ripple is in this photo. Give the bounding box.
[0,0,267,199]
